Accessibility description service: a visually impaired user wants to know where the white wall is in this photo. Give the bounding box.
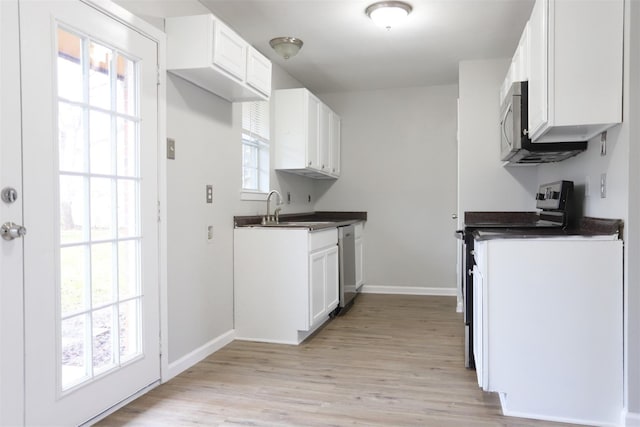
[457,59,538,224]
[165,66,315,363]
[315,85,458,291]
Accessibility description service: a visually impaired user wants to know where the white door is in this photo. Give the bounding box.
[19,1,160,425]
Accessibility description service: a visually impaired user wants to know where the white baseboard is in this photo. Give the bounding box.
[164,329,235,382]
[624,410,640,426]
[360,285,457,296]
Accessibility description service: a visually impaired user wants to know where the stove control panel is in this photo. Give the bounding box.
[535,180,573,211]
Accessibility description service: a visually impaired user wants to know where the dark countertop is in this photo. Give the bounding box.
[234,211,367,231]
[460,212,623,241]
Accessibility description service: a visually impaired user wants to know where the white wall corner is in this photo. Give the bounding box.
[163,329,235,382]
[361,285,457,297]
[623,409,640,426]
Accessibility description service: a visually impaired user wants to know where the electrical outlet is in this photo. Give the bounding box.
[287,192,291,204]
[206,185,213,204]
[600,173,607,199]
[207,225,213,242]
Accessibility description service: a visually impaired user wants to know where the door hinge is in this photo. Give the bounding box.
[157,200,161,222]
[157,64,161,86]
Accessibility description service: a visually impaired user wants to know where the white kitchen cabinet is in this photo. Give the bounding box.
[499,23,529,104]
[274,88,341,179]
[527,0,623,142]
[472,236,622,425]
[246,46,272,97]
[354,222,364,290]
[166,14,271,102]
[310,245,339,325]
[234,227,339,344]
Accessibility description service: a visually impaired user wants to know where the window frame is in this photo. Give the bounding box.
[241,101,270,198]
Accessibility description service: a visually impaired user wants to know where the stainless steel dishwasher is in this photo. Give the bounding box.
[338,224,358,312]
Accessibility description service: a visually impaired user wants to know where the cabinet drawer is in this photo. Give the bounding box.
[309,228,337,252]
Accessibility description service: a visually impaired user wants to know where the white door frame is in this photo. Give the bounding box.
[0,1,168,424]
[1,1,25,424]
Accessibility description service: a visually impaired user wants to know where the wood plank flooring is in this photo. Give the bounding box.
[98,294,577,426]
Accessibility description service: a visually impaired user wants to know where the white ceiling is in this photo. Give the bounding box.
[116,0,534,94]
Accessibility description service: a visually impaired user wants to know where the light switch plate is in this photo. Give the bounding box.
[167,138,176,160]
[600,173,607,199]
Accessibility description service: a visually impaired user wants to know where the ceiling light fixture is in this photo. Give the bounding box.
[365,1,412,30]
[269,37,304,60]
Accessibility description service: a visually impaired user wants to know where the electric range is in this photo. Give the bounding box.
[456,180,574,368]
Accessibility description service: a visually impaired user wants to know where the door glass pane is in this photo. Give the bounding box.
[91,243,115,307]
[116,54,136,115]
[57,25,143,391]
[92,306,115,374]
[60,175,87,244]
[117,180,137,238]
[57,28,83,103]
[60,245,88,316]
[118,241,139,299]
[90,111,113,175]
[58,103,86,173]
[89,41,112,110]
[119,300,140,362]
[61,314,90,389]
[116,118,137,177]
[90,178,114,241]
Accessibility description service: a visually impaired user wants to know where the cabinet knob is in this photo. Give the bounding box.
[322,164,325,169]
[308,161,312,166]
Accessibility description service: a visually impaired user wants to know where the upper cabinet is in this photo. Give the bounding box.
[500,23,529,104]
[166,15,272,102]
[274,88,341,179]
[527,0,623,142]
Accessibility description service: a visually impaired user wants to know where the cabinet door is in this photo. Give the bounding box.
[212,19,247,81]
[246,46,271,96]
[355,237,363,289]
[330,112,341,176]
[527,0,548,138]
[306,95,320,170]
[319,104,331,172]
[309,250,326,325]
[325,246,339,310]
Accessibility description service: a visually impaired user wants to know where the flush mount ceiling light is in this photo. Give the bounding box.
[269,37,304,60]
[365,1,412,30]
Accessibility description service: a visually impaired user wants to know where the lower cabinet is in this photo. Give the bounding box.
[234,227,339,344]
[310,245,339,325]
[472,237,623,425]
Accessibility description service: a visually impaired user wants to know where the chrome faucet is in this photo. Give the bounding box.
[263,190,282,224]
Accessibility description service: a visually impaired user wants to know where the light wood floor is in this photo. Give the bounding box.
[98,294,577,426]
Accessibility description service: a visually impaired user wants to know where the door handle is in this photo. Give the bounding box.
[1,222,27,241]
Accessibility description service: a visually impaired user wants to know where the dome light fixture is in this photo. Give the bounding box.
[269,37,304,60]
[365,1,412,30]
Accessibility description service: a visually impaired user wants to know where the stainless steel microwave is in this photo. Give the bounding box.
[500,81,587,165]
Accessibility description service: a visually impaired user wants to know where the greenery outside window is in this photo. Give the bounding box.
[242,101,269,194]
